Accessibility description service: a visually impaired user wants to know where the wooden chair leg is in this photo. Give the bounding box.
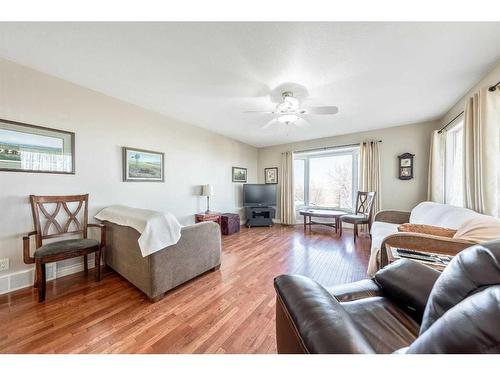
[353,224,358,243]
[33,266,38,288]
[36,259,46,302]
[339,220,343,236]
[84,254,89,274]
[95,250,101,282]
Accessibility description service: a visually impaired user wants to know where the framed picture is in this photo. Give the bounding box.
[0,118,75,174]
[400,167,411,177]
[400,158,412,167]
[232,166,247,183]
[264,167,278,184]
[122,147,164,182]
[398,153,414,180]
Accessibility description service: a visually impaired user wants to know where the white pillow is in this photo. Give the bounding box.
[453,215,500,243]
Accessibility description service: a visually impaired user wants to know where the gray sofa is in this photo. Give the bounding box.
[103,220,221,301]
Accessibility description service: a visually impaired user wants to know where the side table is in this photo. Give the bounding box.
[195,212,221,225]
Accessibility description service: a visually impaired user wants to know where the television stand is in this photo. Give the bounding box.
[245,206,276,227]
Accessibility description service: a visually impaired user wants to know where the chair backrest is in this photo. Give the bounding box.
[30,194,89,248]
[407,241,500,353]
[355,191,376,218]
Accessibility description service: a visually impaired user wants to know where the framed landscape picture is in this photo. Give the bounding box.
[123,147,164,182]
[0,118,75,174]
[264,167,278,184]
[232,166,247,183]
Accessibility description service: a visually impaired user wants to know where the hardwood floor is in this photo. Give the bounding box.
[0,224,371,353]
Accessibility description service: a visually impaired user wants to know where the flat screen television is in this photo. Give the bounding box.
[243,184,277,207]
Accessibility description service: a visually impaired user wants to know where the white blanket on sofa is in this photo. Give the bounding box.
[95,205,182,257]
[368,202,500,276]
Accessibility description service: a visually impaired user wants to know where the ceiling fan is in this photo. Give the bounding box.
[244,91,338,129]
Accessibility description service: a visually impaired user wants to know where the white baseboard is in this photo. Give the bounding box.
[0,258,95,295]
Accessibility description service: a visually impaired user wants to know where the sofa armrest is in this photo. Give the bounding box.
[374,260,441,322]
[374,210,411,224]
[274,275,375,354]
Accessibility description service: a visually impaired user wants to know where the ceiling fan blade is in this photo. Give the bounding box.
[262,119,278,129]
[304,106,339,115]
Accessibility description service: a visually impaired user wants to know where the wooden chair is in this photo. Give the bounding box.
[23,194,105,302]
[340,191,376,242]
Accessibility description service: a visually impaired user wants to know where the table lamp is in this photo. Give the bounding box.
[201,184,214,213]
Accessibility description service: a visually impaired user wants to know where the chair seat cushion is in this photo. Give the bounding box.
[342,214,368,223]
[34,238,100,258]
[341,296,420,353]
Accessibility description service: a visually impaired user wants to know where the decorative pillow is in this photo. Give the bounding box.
[397,223,457,238]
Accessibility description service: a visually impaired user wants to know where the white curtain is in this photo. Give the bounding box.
[279,151,296,225]
[20,151,72,172]
[427,130,446,203]
[359,141,381,213]
[463,87,500,217]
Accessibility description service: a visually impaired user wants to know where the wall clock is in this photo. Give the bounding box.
[398,153,414,180]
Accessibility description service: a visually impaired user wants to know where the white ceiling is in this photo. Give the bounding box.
[0,22,499,147]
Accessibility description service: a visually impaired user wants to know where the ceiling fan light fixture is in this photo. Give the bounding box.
[283,95,299,110]
[278,114,299,124]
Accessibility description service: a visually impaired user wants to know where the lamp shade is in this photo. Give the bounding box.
[201,184,213,197]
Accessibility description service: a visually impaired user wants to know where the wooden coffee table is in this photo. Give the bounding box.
[299,209,347,234]
[384,244,452,272]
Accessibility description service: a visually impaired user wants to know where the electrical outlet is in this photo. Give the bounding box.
[0,258,9,271]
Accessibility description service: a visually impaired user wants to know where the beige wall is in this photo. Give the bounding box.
[1,55,497,279]
[441,58,500,126]
[0,58,258,275]
[257,121,439,220]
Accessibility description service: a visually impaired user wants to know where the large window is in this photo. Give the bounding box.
[444,121,464,206]
[294,147,359,211]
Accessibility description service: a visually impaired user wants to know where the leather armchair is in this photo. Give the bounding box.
[274,240,500,354]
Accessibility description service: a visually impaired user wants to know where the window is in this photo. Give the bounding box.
[444,121,464,206]
[294,147,359,211]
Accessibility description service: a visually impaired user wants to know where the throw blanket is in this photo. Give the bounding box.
[95,205,182,257]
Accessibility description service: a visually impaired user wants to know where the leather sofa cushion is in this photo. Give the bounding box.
[34,238,99,258]
[408,286,500,353]
[397,223,456,238]
[374,259,440,322]
[341,296,420,353]
[274,275,375,354]
[420,241,500,334]
[326,279,382,302]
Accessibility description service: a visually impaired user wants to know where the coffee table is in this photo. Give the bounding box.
[384,244,452,272]
[298,209,347,234]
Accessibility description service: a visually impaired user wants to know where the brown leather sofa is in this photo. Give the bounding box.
[274,240,500,353]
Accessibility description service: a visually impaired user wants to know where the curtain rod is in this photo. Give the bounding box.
[439,82,498,134]
[488,80,500,92]
[294,140,382,154]
[438,111,464,134]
